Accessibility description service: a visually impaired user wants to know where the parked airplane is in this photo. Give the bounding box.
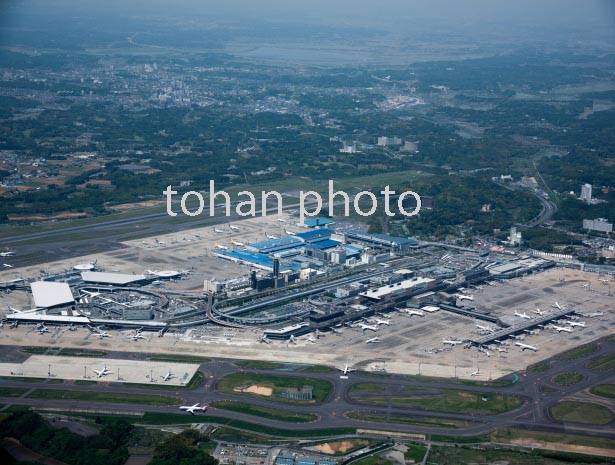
[288,335,297,344]
[214,242,229,250]
[277,218,287,222]
[285,229,295,236]
[470,368,480,377]
[443,338,463,346]
[95,331,111,340]
[3,264,13,268]
[213,227,224,233]
[0,252,14,257]
[587,312,605,318]
[515,342,538,351]
[257,335,271,344]
[373,318,391,326]
[37,323,49,334]
[306,335,317,343]
[93,365,111,378]
[568,321,586,328]
[456,294,474,301]
[87,325,111,339]
[231,239,245,247]
[599,278,609,284]
[552,325,573,333]
[515,310,531,320]
[496,347,508,353]
[228,223,240,231]
[476,323,495,333]
[155,238,166,245]
[552,301,562,310]
[265,233,278,240]
[180,403,207,415]
[128,329,145,341]
[357,322,378,332]
[366,337,381,344]
[401,309,424,317]
[582,283,591,289]
[161,370,175,382]
[338,364,356,375]
[533,308,544,316]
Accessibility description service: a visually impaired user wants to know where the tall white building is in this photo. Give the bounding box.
[580,183,592,203]
[509,226,522,245]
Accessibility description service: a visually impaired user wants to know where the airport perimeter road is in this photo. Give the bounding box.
[0,337,614,439]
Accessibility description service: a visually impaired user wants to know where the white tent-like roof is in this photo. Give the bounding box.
[30,281,75,308]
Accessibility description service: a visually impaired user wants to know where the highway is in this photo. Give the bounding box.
[1,335,614,440]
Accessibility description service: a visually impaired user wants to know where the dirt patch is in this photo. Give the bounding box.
[234,384,273,396]
[110,200,164,211]
[508,439,615,458]
[312,439,369,455]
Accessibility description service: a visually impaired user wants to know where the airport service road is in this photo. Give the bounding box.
[0,337,614,439]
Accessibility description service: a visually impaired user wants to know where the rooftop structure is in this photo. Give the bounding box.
[81,271,147,285]
[360,276,434,300]
[583,218,613,234]
[30,281,74,308]
[302,217,335,228]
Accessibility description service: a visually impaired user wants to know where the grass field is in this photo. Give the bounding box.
[558,344,597,361]
[20,347,49,354]
[346,412,468,428]
[350,389,524,414]
[300,365,335,373]
[0,387,28,397]
[589,384,615,399]
[26,389,181,406]
[404,444,427,463]
[348,383,386,393]
[70,411,355,438]
[606,334,615,343]
[234,360,283,370]
[209,400,318,423]
[0,376,48,383]
[527,362,550,372]
[587,354,615,371]
[217,373,332,404]
[20,347,107,357]
[427,434,491,444]
[147,354,210,364]
[550,401,614,425]
[73,380,98,386]
[351,452,394,465]
[58,348,107,357]
[404,374,513,388]
[552,372,584,385]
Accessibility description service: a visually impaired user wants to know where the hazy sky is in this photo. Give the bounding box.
[1,0,613,48]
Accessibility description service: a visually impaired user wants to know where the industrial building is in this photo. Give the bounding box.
[583,218,613,234]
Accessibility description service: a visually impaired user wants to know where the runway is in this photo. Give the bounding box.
[1,335,613,440]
